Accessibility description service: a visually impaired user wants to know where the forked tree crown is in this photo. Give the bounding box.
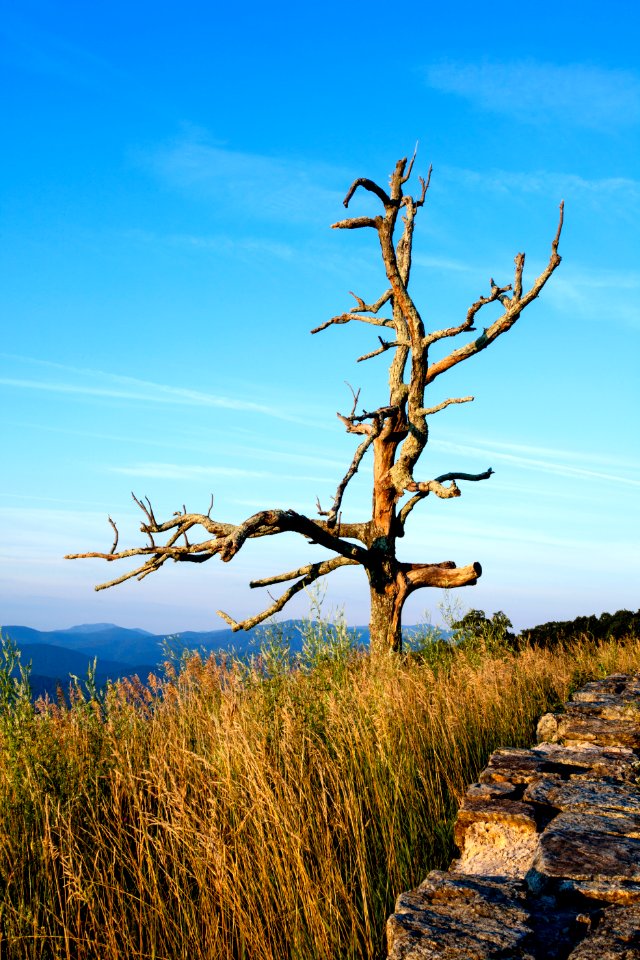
[68,152,563,651]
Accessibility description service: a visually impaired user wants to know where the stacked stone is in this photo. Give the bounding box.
[386,674,640,959]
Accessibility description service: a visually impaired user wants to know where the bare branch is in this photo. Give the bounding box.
[425,280,512,346]
[337,413,372,435]
[415,165,432,207]
[406,479,461,499]
[250,556,358,589]
[67,499,372,595]
[401,145,418,184]
[318,426,379,525]
[219,556,360,632]
[426,204,564,383]
[350,404,400,425]
[336,383,372,434]
[348,289,392,314]
[331,215,381,231]
[342,177,392,209]
[345,381,360,416]
[398,468,494,526]
[513,252,524,301]
[310,311,394,334]
[433,468,494,484]
[357,336,408,364]
[419,396,474,416]
[107,516,119,555]
[337,402,401,436]
[401,163,432,210]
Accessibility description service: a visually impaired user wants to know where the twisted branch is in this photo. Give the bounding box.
[399,468,494,526]
[66,499,371,593]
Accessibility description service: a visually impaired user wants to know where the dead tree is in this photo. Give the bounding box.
[67,154,563,652]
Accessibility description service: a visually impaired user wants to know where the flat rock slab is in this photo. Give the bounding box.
[572,676,640,703]
[537,676,640,750]
[529,811,640,898]
[479,747,564,785]
[568,902,640,958]
[533,743,640,782]
[524,778,640,817]
[559,878,640,907]
[555,715,640,750]
[387,871,535,960]
[479,744,639,786]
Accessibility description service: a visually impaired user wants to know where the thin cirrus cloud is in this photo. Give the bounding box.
[542,268,640,329]
[107,462,337,484]
[0,354,319,425]
[438,167,640,212]
[424,60,640,130]
[142,136,348,225]
[433,437,640,488]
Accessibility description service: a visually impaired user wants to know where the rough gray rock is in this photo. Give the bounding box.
[386,674,640,959]
[568,903,640,958]
[386,872,535,960]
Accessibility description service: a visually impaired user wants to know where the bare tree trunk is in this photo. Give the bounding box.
[367,570,406,653]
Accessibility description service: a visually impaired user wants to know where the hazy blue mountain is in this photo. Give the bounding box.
[17,643,154,681]
[62,622,155,636]
[2,621,372,666]
[3,625,172,665]
[0,620,442,702]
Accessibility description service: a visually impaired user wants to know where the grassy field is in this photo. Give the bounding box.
[0,613,638,960]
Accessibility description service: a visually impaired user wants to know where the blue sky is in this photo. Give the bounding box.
[1,0,639,633]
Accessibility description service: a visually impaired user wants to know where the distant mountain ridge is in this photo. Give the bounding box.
[2,620,376,665]
[0,620,375,700]
[0,620,450,700]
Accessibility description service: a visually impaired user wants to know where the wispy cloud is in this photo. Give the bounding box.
[125,228,298,262]
[108,462,335,484]
[409,510,636,556]
[438,166,640,215]
[425,60,640,131]
[459,435,640,471]
[0,354,318,426]
[541,267,640,329]
[433,436,640,487]
[413,254,475,274]
[142,135,348,225]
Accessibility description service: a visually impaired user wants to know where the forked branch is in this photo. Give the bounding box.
[66,499,371,594]
[426,202,564,384]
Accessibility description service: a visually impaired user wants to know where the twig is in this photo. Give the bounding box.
[107,516,119,555]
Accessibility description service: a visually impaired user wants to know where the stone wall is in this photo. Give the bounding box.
[386,674,640,959]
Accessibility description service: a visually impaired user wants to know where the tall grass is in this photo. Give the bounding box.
[0,615,638,960]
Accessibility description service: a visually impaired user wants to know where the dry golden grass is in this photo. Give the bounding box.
[0,621,638,960]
